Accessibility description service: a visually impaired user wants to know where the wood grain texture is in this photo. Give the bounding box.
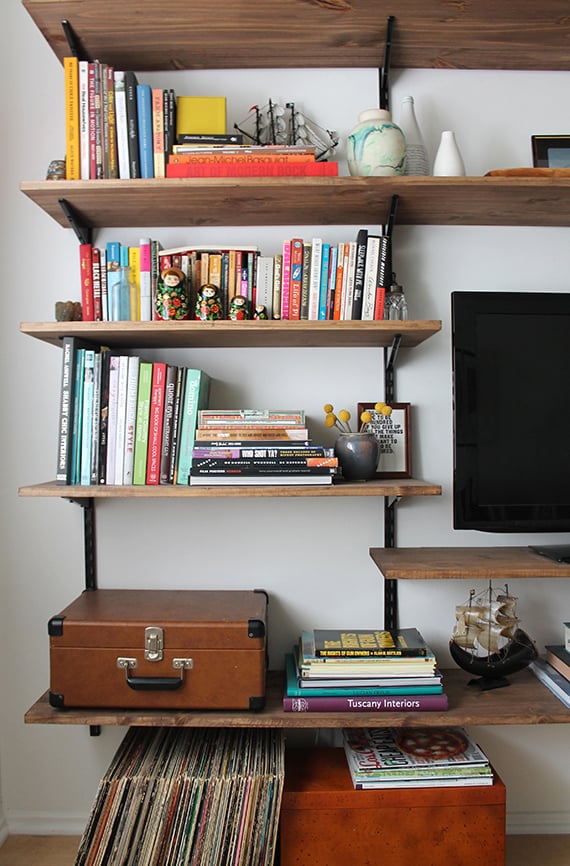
[369,546,570,579]
[20,177,570,229]
[21,0,570,71]
[18,477,442,500]
[24,667,570,728]
[19,319,442,349]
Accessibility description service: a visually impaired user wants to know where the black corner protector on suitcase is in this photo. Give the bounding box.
[249,695,266,712]
[247,618,266,639]
[48,615,65,636]
[49,692,65,708]
[254,588,269,604]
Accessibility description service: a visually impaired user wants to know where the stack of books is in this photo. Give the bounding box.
[283,627,448,712]
[529,645,570,707]
[189,409,337,486]
[76,727,285,865]
[342,727,493,789]
[166,144,338,178]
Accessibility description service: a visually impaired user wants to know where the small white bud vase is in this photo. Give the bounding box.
[347,108,406,177]
[433,130,466,176]
[398,96,429,176]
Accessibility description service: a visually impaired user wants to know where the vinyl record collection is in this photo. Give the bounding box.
[74,727,285,866]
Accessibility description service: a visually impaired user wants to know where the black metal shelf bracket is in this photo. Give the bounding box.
[379,15,395,112]
[58,198,92,246]
[66,497,97,591]
[384,335,401,405]
[61,19,87,61]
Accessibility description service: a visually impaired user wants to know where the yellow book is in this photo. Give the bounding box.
[208,253,222,288]
[176,96,227,136]
[128,246,141,320]
[63,56,80,180]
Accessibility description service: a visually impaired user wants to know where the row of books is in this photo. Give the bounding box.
[283,627,448,712]
[64,57,177,180]
[78,228,392,323]
[529,644,570,707]
[165,143,338,177]
[343,727,494,789]
[76,727,285,866]
[56,337,211,486]
[189,410,336,487]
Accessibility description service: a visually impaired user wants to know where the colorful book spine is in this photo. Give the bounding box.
[351,228,368,320]
[124,71,140,178]
[342,241,357,320]
[146,362,167,485]
[132,361,153,485]
[284,655,442,697]
[152,88,165,178]
[80,349,96,485]
[56,338,83,484]
[318,242,331,320]
[70,349,86,485]
[97,348,112,483]
[78,59,90,180]
[307,238,323,321]
[79,243,94,321]
[299,241,312,320]
[374,235,391,320]
[175,370,212,485]
[280,240,292,319]
[139,238,152,321]
[114,70,130,179]
[87,62,97,179]
[288,238,303,320]
[283,694,448,712]
[106,241,121,322]
[122,356,140,485]
[272,254,282,319]
[136,83,154,178]
[63,56,80,180]
[160,365,179,484]
[105,64,118,179]
[361,234,381,321]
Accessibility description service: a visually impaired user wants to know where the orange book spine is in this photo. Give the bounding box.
[64,56,80,180]
[169,151,315,164]
[333,243,347,321]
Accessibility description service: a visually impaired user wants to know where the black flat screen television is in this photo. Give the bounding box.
[452,290,570,533]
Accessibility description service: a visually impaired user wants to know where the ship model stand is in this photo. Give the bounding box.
[450,581,538,690]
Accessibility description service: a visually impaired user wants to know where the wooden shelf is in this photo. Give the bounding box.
[20,319,442,350]
[369,546,570,579]
[24,668,570,729]
[22,0,570,71]
[20,177,570,229]
[19,478,442,500]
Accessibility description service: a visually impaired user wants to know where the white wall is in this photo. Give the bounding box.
[1,0,569,838]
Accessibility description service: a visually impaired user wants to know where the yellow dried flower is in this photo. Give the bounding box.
[325,413,337,428]
[323,403,334,413]
[360,410,373,424]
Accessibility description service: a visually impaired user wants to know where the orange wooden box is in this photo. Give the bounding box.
[280,747,505,866]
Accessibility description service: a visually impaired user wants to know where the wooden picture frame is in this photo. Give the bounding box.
[357,402,412,478]
[531,135,570,168]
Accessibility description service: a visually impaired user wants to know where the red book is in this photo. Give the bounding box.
[165,161,338,178]
[374,287,387,320]
[91,246,102,321]
[288,238,303,320]
[146,362,167,485]
[79,243,94,321]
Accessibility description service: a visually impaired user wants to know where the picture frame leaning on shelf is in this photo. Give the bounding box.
[357,402,411,478]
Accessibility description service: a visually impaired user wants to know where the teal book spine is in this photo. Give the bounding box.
[175,369,212,484]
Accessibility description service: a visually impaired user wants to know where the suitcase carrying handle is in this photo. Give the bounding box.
[117,657,193,691]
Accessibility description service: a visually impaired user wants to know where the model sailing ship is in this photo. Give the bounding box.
[450,582,537,689]
[234,99,339,161]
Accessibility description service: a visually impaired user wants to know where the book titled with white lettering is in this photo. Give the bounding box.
[283,693,448,712]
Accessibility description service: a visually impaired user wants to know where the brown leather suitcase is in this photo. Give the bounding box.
[48,589,267,710]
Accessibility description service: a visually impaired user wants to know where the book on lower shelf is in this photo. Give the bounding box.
[529,657,570,707]
[544,644,570,681]
[342,727,493,789]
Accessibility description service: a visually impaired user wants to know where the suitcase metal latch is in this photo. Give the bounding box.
[144,626,164,661]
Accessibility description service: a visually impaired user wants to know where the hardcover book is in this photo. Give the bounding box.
[146,361,167,485]
[136,83,154,178]
[175,95,227,136]
[175,369,212,485]
[310,627,430,657]
[133,361,153,485]
[284,654,442,697]
[56,337,97,485]
[63,56,80,180]
[283,693,448,712]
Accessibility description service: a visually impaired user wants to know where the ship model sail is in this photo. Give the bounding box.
[234,100,339,161]
[450,582,537,689]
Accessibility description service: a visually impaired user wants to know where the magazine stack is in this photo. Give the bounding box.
[343,727,494,789]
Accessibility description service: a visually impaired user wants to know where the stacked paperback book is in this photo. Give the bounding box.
[190,409,337,486]
[74,727,285,866]
[529,644,570,707]
[283,627,448,712]
[342,727,493,789]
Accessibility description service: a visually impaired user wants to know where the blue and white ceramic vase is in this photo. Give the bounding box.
[347,109,406,177]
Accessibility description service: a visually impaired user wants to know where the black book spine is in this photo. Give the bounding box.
[351,228,368,319]
[124,71,140,179]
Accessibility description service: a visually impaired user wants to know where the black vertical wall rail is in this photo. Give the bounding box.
[383,336,401,630]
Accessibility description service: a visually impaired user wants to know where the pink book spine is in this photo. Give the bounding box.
[280,240,292,320]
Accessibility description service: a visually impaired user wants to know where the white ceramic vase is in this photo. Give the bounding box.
[347,109,406,177]
[433,130,466,176]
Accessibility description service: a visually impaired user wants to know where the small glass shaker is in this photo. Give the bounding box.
[384,272,408,320]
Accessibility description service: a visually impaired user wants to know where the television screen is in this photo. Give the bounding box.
[452,291,570,532]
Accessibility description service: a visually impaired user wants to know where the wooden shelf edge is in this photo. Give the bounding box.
[20,176,570,228]
[24,669,570,728]
[369,546,570,579]
[19,479,442,500]
[19,320,443,350]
